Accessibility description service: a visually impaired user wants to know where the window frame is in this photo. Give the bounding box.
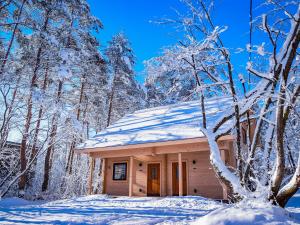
[112,162,127,181]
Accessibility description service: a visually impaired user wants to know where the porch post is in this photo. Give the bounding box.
[178,152,183,196]
[129,156,134,197]
[88,155,95,195]
[101,158,106,194]
[220,150,228,200]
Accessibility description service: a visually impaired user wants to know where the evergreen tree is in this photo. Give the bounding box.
[105,32,145,126]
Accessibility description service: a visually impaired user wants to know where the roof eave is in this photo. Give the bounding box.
[75,135,235,154]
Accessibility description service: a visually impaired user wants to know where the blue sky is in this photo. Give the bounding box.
[87,0,261,83]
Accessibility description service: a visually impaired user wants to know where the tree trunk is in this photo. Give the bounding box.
[30,65,48,161]
[191,55,206,129]
[106,83,115,127]
[276,152,300,207]
[66,77,85,174]
[25,66,48,187]
[271,82,286,197]
[19,87,34,193]
[42,80,63,192]
[41,116,58,192]
[62,13,82,175]
[240,81,254,189]
[18,12,49,195]
[227,60,243,183]
[270,14,300,198]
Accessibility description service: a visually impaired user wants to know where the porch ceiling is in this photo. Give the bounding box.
[76,135,234,158]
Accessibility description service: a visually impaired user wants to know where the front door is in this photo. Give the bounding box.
[147,163,160,196]
[172,162,187,196]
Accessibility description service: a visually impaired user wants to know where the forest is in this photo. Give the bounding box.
[0,0,299,212]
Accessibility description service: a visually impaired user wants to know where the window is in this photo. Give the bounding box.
[151,167,157,179]
[113,162,127,180]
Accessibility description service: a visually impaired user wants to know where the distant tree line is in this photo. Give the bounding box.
[0,0,144,199]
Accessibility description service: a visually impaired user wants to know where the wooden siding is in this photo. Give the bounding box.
[105,157,129,196]
[100,139,235,199]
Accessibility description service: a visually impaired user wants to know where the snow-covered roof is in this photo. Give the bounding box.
[78,97,234,150]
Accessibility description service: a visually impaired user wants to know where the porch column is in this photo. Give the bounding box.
[88,155,95,195]
[178,152,183,196]
[129,156,134,197]
[220,150,228,200]
[101,158,106,194]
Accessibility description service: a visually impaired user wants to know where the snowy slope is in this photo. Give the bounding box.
[78,97,233,150]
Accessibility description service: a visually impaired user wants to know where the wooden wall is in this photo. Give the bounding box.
[102,140,235,199]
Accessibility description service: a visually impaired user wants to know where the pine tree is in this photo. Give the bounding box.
[105,32,145,126]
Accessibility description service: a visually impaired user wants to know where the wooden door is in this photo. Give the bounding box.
[172,162,187,196]
[147,163,160,196]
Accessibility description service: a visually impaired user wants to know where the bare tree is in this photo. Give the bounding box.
[151,0,300,206]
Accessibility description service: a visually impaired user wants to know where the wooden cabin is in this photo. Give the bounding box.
[76,98,237,200]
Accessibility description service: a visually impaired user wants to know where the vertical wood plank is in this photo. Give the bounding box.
[220,150,226,163]
[183,162,187,195]
[129,156,134,197]
[172,162,178,195]
[101,158,106,194]
[178,153,183,196]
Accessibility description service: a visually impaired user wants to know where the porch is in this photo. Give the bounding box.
[86,137,235,200]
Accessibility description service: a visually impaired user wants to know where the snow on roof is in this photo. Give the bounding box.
[78,97,234,150]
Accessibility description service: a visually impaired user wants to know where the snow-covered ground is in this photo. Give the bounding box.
[0,194,299,225]
[193,194,300,225]
[286,191,300,222]
[0,195,220,224]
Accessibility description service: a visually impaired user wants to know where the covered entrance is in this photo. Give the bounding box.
[147,163,161,196]
[172,161,187,196]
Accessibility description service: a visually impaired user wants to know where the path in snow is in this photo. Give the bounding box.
[0,195,221,225]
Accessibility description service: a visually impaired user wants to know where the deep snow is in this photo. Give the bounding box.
[193,198,300,225]
[0,195,220,224]
[0,194,299,225]
[78,97,233,150]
